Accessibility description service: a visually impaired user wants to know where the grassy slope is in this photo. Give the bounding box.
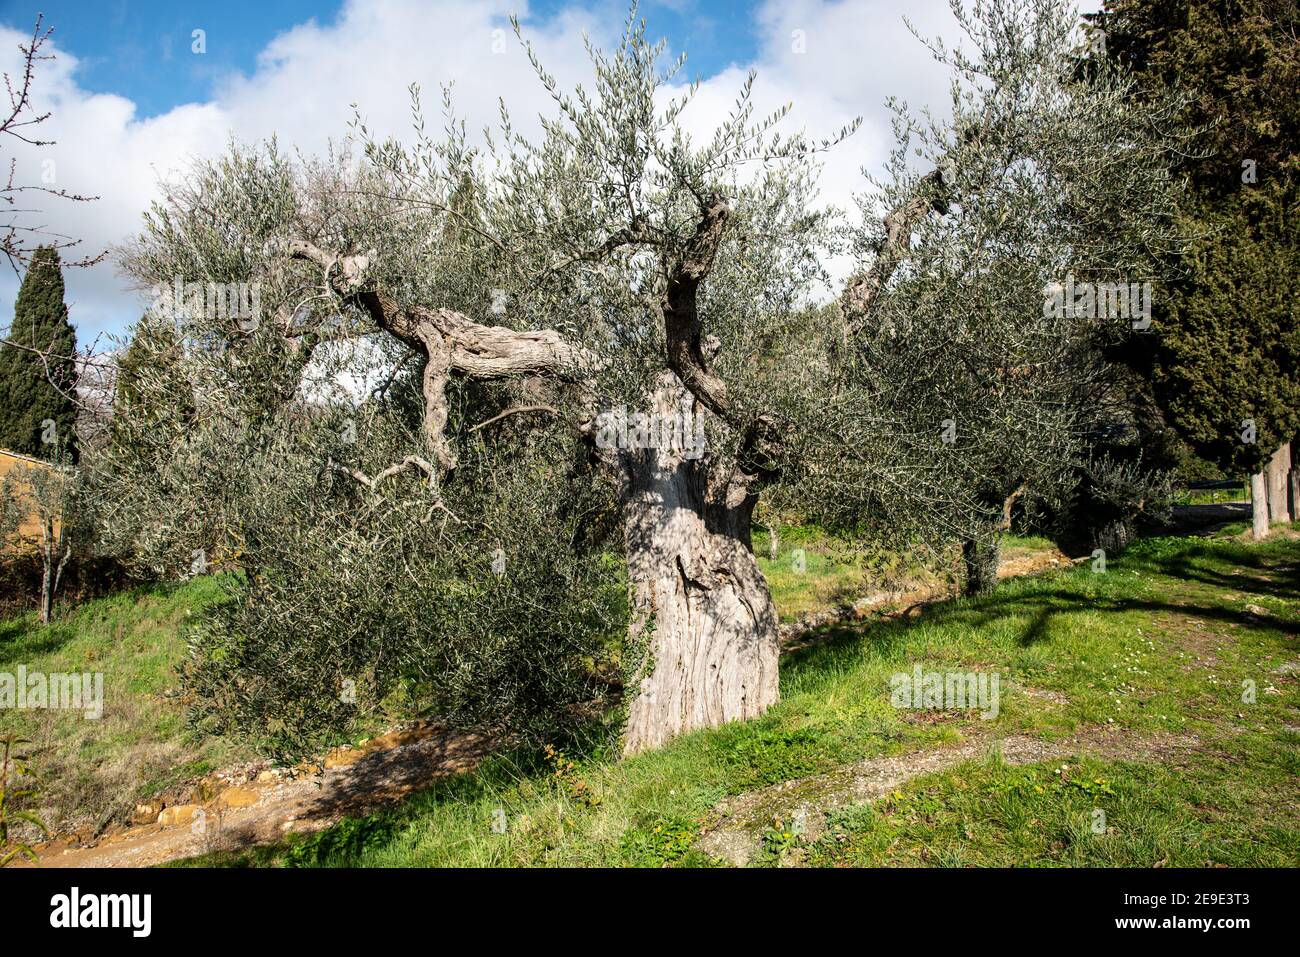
[5,529,1296,866]
[0,576,250,833]
[193,530,1300,868]
[3,528,907,840]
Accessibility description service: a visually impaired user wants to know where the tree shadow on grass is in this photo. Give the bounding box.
[0,617,74,663]
[783,537,1300,679]
[1142,550,1300,603]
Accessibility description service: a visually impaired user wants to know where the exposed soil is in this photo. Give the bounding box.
[1169,502,1251,537]
[26,721,493,868]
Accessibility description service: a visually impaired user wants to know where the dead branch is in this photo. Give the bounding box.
[840,168,950,334]
[469,404,560,432]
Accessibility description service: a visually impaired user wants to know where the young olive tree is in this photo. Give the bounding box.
[832,0,1187,592]
[0,454,88,624]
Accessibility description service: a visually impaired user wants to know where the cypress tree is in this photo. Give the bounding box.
[0,245,79,461]
[110,313,194,443]
[1097,0,1300,528]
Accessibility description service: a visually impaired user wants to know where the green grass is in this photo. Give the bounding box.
[1001,533,1059,553]
[5,525,1294,866]
[755,525,1030,622]
[801,736,1298,867]
[1172,484,1250,506]
[0,576,251,834]
[0,524,1043,844]
[756,525,869,621]
[180,529,1300,868]
[756,526,1059,623]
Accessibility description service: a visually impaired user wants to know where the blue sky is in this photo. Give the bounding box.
[0,0,800,339]
[7,0,762,117]
[9,0,351,117]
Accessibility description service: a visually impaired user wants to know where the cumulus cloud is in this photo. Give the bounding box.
[0,0,616,340]
[0,0,1099,342]
[672,0,972,284]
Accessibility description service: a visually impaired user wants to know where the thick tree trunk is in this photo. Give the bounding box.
[1251,471,1269,540]
[1265,442,1292,524]
[1094,518,1134,554]
[618,399,780,756]
[961,535,1001,596]
[962,484,1024,596]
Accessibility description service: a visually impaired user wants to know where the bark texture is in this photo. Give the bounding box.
[38,513,68,625]
[1094,518,1134,554]
[1265,441,1292,524]
[1251,471,1269,540]
[961,536,1001,597]
[619,379,781,756]
[1289,442,1299,522]
[282,208,786,758]
[840,168,951,335]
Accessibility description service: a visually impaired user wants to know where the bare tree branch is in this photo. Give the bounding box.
[0,15,104,272]
[468,404,559,432]
[840,168,950,334]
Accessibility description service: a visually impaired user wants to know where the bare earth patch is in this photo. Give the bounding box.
[25,721,494,868]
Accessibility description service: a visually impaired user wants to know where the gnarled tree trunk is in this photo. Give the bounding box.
[282,201,787,759]
[1094,518,1134,554]
[961,535,1001,597]
[960,484,1022,597]
[618,385,780,756]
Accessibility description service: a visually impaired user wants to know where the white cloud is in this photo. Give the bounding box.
[0,0,1100,343]
[0,0,616,341]
[674,0,969,284]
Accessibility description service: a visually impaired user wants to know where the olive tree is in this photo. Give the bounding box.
[831,0,1187,592]
[103,16,854,755]
[0,454,89,624]
[100,0,1188,756]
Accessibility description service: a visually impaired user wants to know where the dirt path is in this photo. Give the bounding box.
[1169,501,1252,536]
[696,726,1201,866]
[28,722,493,868]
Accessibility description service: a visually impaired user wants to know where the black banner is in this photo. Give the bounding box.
[1,866,1280,944]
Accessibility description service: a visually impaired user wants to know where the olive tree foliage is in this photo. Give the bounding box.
[95,0,1188,754]
[98,13,853,756]
[805,0,1188,591]
[95,143,626,756]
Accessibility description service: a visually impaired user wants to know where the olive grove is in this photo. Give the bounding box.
[93,0,1186,757]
